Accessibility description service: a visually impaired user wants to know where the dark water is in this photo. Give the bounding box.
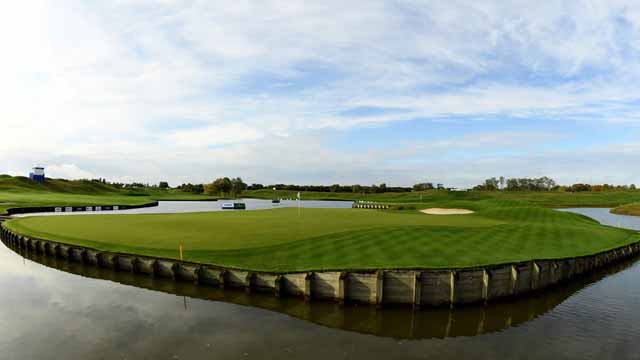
[1,209,639,359]
[13,199,354,217]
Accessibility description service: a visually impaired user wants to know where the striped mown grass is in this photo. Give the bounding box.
[5,206,639,272]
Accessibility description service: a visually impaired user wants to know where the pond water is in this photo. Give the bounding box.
[13,199,355,217]
[0,208,639,359]
[557,207,640,230]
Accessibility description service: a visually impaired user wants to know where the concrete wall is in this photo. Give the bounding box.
[345,272,379,304]
[225,270,250,288]
[281,273,307,297]
[114,255,135,272]
[311,272,342,300]
[1,223,639,308]
[133,258,155,275]
[454,269,487,304]
[154,259,175,278]
[382,271,416,305]
[173,263,199,282]
[487,265,516,299]
[198,267,225,287]
[251,273,279,293]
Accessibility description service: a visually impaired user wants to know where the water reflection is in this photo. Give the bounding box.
[4,239,639,340]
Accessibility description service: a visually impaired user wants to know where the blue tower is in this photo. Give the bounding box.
[29,167,45,182]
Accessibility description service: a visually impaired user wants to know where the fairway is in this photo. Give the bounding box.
[6,206,639,272]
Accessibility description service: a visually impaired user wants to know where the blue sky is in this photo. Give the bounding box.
[1,1,640,187]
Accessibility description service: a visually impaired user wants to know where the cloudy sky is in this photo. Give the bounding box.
[2,1,640,187]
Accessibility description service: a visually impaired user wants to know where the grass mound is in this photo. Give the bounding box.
[0,175,214,215]
[611,203,640,216]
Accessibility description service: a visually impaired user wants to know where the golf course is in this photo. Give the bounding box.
[2,175,639,272]
[0,175,213,215]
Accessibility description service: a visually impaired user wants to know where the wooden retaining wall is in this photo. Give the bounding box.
[1,223,639,308]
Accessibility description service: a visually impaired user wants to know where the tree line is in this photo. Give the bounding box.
[474,176,637,192]
[246,183,412,194]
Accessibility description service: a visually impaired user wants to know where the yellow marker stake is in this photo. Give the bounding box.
[179,244,183,260]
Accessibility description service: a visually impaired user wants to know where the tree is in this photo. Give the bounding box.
[158,181,169,189]
[352,184,363,193]
[413,182,434,191]
[205,177,247,197]
[484,177,499,190]
[230,177,247,197]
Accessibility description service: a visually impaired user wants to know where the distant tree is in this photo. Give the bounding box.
[204,177,246,197]
[352,184,363,193]
[484,177,499,190]
[158,181,169,189]
[475,177,558,191]
[413,182,434,191]
[631,184,637,191]
[329,184,340,193]
[231,177,247,196]
[569,183,592,192]
[178,183,204,193]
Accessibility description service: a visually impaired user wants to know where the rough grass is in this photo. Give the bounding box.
[245,188,640,208]
[611,203,640,216]
[6,206,639,272]
[0,175,214,215]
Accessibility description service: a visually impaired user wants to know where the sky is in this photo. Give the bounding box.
[2,0,640,188]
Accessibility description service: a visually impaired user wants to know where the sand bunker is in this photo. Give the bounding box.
[421,208,474,215]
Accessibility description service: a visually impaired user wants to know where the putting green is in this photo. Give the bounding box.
[5,206,639,272]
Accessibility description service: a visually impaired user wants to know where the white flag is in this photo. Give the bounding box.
[297,192,301,200]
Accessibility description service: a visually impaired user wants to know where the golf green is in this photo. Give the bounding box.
[5,206,639,272]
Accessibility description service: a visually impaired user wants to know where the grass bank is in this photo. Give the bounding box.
[611,203,640,216]
[0,175,214,215]
[5,205,639,272]
[244,188,640,208]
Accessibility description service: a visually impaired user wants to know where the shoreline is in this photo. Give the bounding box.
[4,201,160,216]
[611,204,640,217]
[2,223,639,308]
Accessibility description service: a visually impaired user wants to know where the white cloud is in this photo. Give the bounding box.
[1,1,640,186]
[46,164,97,180]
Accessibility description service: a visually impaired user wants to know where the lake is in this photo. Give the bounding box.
[12,199,355,217]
